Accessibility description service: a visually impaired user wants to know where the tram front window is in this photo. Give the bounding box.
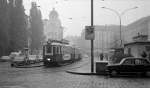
[46,46,52,54]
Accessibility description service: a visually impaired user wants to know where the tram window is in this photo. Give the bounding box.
[53,46,56,54]
[59,47,60,54]
[60,47,61,54]
[46,46,52,53]
[62,46,64,54]
[57,46,59,54]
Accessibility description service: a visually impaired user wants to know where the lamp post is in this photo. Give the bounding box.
[101,6,138,47]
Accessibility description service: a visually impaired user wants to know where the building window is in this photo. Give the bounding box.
[145,46,150,51]
[128,48,131,55]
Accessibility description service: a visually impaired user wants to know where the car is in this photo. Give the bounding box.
[29,55,37,64]
[0,56,10,62]
[36,55,43,62]
[10,55,26,67]
[106,57,150,76]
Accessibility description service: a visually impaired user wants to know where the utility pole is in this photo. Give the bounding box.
[102,29,103,54]
[91,0,94,73]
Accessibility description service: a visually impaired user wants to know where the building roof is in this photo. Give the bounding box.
[127,16,150,28]
[124,41,150,47]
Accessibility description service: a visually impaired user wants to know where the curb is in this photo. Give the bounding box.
[66,70,97,75]
[66,70,108,76]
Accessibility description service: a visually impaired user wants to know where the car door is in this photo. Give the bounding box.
[134,59,149,72]
[120,59,135,72]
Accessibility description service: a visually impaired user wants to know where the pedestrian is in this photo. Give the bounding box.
[100,53,104,61]
[141,51,147,58]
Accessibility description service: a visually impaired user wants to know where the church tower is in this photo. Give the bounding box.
[44,8,63,40]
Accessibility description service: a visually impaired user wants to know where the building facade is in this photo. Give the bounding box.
[80,25,126,52]
[123,16,150,59]
[78,25,127,60]
[124,35,150,59]
[123,16,150,43]
[44,8,63,41]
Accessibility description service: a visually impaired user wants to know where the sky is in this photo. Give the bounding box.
[23,0,150,37]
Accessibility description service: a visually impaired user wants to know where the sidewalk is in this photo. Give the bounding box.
[66,57,108,75]
[66,64,96,75]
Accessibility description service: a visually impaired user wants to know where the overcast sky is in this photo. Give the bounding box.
[23,0,150,37]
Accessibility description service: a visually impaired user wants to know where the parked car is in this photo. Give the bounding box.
[36,55,43,62]
[106,57,150,76]
[29,55,37,64]
[10,55,26,67]
[9,52,20,61]
[0,56,10,62]
[29,55,43,63]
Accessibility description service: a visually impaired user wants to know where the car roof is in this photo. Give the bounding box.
[120,57,150,64]
[123,57,145,60]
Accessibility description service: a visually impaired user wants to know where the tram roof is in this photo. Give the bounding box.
[51,42,64,46]
[51,42,70,46]
[46,42,80,49]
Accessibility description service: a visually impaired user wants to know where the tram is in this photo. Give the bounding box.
[43,39,82,66]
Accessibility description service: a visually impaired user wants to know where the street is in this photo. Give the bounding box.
[0,0,150,88]
[0,56,150,88]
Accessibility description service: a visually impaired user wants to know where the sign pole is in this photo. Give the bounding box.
[91,0,94,73]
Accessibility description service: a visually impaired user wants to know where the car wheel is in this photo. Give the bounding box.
[11,64,14,67]
[110,70,118,77]
[141,72,147,77]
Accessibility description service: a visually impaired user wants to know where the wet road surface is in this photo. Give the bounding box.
[1,57,150,88]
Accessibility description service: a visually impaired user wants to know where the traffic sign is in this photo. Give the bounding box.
[85,26,95,40]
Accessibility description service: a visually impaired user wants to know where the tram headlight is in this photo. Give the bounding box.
[47,58,51,61]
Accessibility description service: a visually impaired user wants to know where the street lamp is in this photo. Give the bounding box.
[101,6,138,47]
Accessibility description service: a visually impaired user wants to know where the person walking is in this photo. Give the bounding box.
[100,53,104,61]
